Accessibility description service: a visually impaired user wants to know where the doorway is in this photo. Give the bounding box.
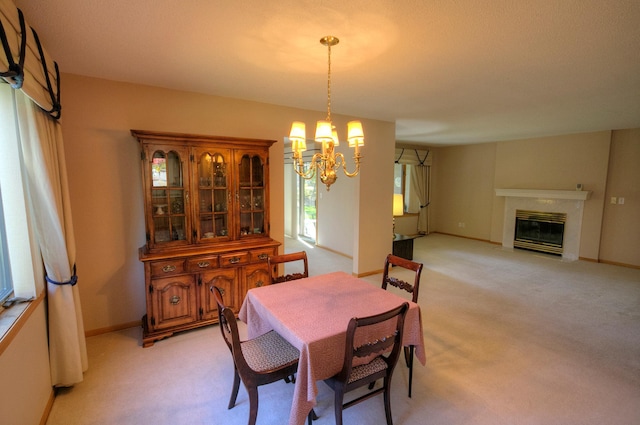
[298,174,317,242]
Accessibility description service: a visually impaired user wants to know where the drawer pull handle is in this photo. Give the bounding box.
[169,295,181,305]
[162,265,176,273]
[228,257,240,264]
[198,261,210,268]
[257,254,268,260]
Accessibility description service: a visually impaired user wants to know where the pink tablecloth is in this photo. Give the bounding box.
[239,271,426,425]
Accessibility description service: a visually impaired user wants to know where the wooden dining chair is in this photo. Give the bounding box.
[381,254,423,398]
[268,251,309,284]
[309,302,409,425]
[212,286,300,425]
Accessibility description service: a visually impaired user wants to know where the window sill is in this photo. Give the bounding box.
[0,292,44,356]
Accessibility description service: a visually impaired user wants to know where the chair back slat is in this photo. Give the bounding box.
[337,302,409,383]
[353,330,398,358]
[268,251,309,284]
[382,254,423,303]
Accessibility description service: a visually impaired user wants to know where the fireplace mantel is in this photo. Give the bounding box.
[495,188,591,201]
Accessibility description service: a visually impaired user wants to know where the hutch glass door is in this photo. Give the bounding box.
[196,149,230,241]
[150,150,187,245]
[238,154,265,237]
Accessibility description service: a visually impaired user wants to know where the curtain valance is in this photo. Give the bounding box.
[395,148,431,166]
[0,0,61,118]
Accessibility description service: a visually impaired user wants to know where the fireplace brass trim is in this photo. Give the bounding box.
[515,210,567,224]
[514,239,564,255]
[514,210,567,255]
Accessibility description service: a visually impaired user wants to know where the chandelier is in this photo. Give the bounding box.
[288,35,364,191]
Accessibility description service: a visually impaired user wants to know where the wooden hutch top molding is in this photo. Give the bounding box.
[131,129,277,149]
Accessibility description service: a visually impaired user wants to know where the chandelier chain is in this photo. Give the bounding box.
[326,42,332,122]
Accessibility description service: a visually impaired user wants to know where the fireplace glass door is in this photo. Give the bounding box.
[514,210,566,255]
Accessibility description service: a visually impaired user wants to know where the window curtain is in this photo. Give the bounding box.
[410,165,429,234]
[13,86,88,386]
[2,0,87,386]
[397,148,431,234]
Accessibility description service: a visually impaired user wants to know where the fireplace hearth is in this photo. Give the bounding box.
[514,210,566,255]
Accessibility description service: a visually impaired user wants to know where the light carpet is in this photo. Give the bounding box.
[45,234,640,425]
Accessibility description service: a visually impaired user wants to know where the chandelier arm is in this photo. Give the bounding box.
[337,152,362,177]
[293,155,315,179]
[293,153,324,180]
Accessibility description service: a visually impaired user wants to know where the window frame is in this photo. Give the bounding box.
[0,187,12,304]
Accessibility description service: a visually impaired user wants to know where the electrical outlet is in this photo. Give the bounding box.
[618,197,625,205]
[611,197,617,204]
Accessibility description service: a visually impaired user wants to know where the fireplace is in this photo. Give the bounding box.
[514,210,566,255]
[495,189,591,261]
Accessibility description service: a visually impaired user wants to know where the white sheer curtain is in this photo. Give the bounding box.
[12,87,88,386]
[410,165,429,234]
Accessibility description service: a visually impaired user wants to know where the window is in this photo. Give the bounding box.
[0,186,12,303]
[0,85,41,304]
[394,163,419,214]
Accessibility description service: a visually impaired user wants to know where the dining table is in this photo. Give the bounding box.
[238,271,426,425]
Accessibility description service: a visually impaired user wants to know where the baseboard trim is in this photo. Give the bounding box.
[356,268,384,278]
[314,243,352,259]
[431,231,493,244]
[40,388,55,425]
[596,259,640,269]
[85,321,141,337]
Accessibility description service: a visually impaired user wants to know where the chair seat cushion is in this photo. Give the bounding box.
[241,330,300,372]
[348,356,387,383]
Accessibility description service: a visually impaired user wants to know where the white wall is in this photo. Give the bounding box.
[61,73,395,332]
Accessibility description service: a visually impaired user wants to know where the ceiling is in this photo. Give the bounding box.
[14,0,640,146]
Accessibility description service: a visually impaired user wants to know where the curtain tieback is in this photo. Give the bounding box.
[46,264,78,286]
[0,8,27,88]
[420,202,430,208]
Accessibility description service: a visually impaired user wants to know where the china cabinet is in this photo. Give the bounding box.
[131,130,280,347]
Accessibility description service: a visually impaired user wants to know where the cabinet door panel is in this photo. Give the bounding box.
[200,268,238,320]
[150,275,197,331]
[244,262,270,291]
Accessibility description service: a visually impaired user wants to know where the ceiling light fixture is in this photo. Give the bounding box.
[288,35,364,191]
